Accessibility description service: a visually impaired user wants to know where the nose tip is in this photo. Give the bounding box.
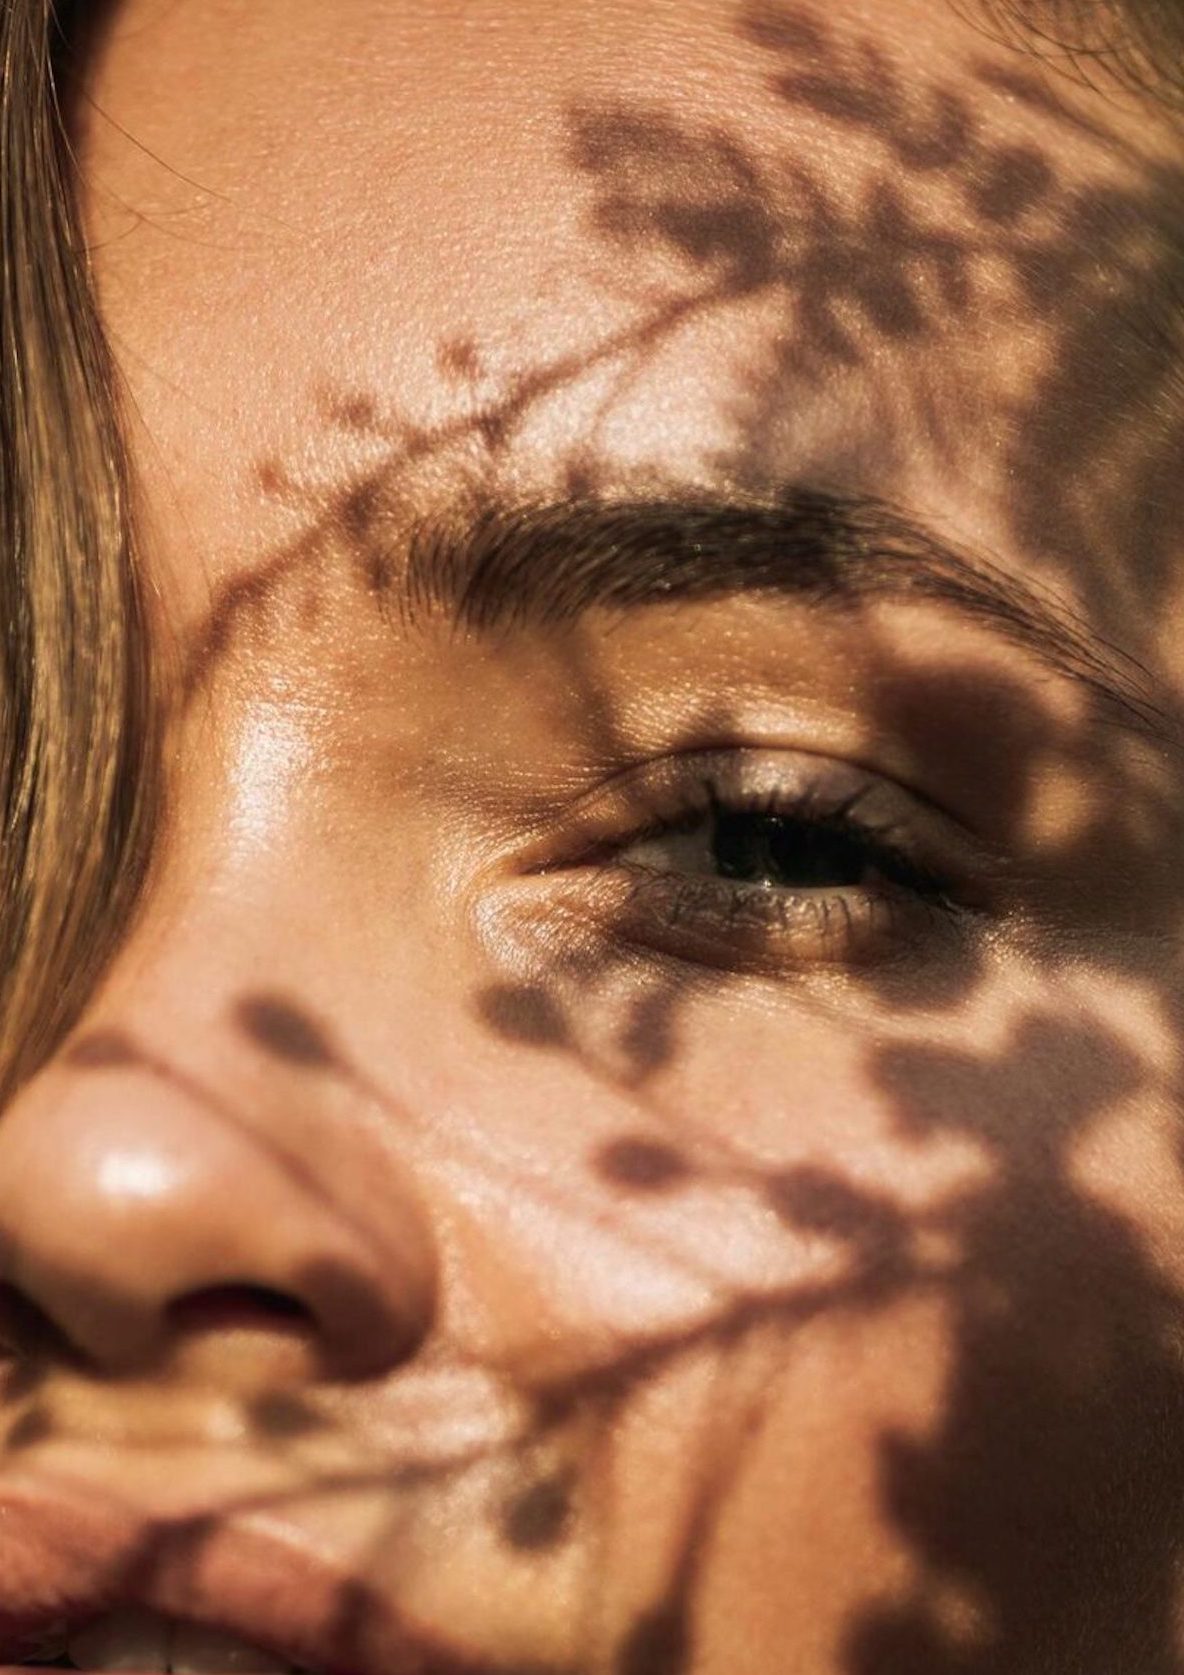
[0,1041,439,1382]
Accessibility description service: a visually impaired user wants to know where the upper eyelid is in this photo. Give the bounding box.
[400,493,1167,758]
[545,738,989,847]
[520,746,1007,893]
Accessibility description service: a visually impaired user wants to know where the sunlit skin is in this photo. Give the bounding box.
[1,1,1183,1672]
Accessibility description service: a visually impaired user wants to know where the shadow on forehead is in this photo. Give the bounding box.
[570,2,1184,625]
[188,0,1183,707]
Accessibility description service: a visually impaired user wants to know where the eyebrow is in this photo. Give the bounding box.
[397,486,1170,745]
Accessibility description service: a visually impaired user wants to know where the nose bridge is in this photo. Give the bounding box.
[0,978,440,1382]
[0,675,446,1382]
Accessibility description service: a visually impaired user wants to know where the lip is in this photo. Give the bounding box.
[0,1480,500,1675]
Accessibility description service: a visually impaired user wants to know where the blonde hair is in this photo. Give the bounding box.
[0,0,154,1100]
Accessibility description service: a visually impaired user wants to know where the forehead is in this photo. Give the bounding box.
[81,0,1184,668]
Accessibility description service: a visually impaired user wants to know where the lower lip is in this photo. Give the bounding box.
[0,1481,509,1675]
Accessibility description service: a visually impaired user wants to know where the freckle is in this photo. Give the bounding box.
[365,548,393,595]
[764,1166,864,1236]
[249,1391,322,1439]
[596,1136,690,1192]
[563,456,597,497]
[741,6,825,53]
[234,994,339,1070]
[255,459,287,496]
[65,1030,138,1069]
[968,143,1052,225]
[499,1474,572,1552]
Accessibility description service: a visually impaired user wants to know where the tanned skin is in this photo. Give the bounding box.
[0,4,1182,1672]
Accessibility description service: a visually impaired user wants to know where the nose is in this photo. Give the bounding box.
[0,1021,439,1382]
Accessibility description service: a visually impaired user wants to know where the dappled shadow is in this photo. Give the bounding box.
[732,3,1184,635]
[12,932,1180,1674]
[174,7,1184,690]
[4,5,1184,1674]
[843,1019,1184,1673]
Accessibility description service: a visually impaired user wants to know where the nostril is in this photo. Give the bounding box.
[166,1282,315,1336]
[0,1059,439,1379]
[0,1282,78,1364]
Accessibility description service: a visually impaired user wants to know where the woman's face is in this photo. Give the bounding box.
[2,1,1183,1670]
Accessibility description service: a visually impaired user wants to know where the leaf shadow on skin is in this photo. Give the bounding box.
[453,12,1184,1666]
[729,3,1184,637]
[843,1020,1184,1674]
[6,7,1184,1674]
[42,910,1184,1675]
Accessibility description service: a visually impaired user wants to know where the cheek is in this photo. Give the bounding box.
[1070,1094,1184,1288]
[419,989,992,1386]
[373,1254,959,1673]
[694,1292,960,1670]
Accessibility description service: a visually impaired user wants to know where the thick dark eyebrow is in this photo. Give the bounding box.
[399,486,1169,744]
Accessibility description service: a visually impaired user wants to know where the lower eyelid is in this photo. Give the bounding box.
[576,860,972,977]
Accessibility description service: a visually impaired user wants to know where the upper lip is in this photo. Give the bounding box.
[0,1478,498,1675]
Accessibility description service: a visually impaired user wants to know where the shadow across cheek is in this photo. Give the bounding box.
[234,994,343,1071]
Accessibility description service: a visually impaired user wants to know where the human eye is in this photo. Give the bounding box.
[529,749,994,976]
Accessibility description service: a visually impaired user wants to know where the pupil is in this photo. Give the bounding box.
[712,812,869,889]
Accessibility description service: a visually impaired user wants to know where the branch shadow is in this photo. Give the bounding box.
[5,6,1184,1673]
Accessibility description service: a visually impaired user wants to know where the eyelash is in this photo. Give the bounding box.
[623,779,950,887]
[551,761,976,973]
